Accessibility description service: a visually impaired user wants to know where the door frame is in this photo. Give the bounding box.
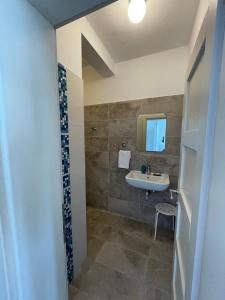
[173,1,225,299]
[190,2,225,299]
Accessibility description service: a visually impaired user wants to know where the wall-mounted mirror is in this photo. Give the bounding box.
[137,113,167,152]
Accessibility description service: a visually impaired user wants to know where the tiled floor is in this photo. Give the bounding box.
[69,207,174,300]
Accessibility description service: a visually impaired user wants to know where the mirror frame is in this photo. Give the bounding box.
[137,113,167,152]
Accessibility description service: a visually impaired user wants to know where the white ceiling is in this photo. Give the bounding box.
[86,0,200,62]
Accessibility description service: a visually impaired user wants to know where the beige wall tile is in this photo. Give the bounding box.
[109,137,136,152]
[85,121,109,137]
[108,119,136,137]
[85,137,108,152]
[141,95,183,116]
[109,100,142,119]
[84,104,109,121]
[166,116,183,137]
[86,191,108,209]
[84,95,183,229]
[86,151,109,169]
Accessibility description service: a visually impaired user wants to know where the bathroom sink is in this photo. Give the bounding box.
[125,170,170,191]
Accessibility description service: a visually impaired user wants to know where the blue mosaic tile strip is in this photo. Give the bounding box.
[61,134,69,148]
[59,65,69,134]
[61,146,70,175]
[58,63,74,283]
[63,186,71,203]
[63,174,70,189]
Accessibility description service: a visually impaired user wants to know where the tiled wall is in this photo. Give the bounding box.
[84,95,183,228]
[58,64,73,282]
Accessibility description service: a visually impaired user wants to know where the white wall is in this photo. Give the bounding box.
[57,23,82,77]
[57,18,107,277]
[83,46,188,105]
[67,70,87,276]
[198,3,225,298]
[56,12,118,273]
[189,0,210,55]
[0,1,67,300]
[57,17,115,78]
[0,217,8,299]
[57,17,110,277]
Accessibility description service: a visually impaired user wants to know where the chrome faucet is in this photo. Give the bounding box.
[146,165,151,175]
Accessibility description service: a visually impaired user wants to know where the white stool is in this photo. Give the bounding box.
[154,203,177,240]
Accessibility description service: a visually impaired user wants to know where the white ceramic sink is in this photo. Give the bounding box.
[125,170,170,191]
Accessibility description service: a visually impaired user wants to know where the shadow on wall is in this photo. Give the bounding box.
[84,95,183,229]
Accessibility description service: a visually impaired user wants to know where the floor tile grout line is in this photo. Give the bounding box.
[88,220,155,244]
[89,230,173,266]
[87,206,155,226]
[88,219,154,242]
[87,207,174,242]
[76,207,174,299]
[93,260,147,284]
[96,239,150,260]
[88,222,173,246]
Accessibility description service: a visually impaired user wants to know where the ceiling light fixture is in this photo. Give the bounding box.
[128,0,147,24]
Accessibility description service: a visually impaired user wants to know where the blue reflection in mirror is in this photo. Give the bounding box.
[146,118,166,152]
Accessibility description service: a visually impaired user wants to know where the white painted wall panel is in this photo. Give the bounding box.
[57,18,115,78]
[83,46,188,105]
[0,0,67,299]
[67,70,87,276]
[199,29,225,300]
[189,0,210,55]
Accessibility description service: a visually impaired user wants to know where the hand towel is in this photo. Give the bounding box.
[118,150,131,169]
